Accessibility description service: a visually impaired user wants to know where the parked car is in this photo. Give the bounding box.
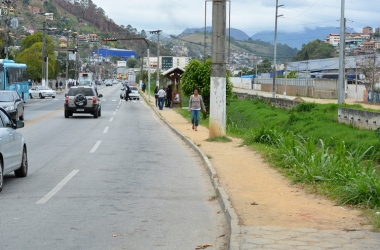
[120,87,126,99]
[64,86,103,118]
[129,86,140,100]
[0,107,28,192]
[29,86,56,99]
[0,91,24,122]
[106,80,113,86]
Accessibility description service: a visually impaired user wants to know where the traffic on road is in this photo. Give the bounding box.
[0,83,227,249]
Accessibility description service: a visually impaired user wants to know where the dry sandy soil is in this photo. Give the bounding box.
[144,94,372,231]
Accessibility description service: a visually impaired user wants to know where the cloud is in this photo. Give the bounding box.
[91,0,380,36]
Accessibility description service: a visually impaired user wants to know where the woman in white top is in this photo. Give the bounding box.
[188,88,206,131]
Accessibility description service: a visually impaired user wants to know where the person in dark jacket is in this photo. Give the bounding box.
[166,85,172,108]
[154,86,159,107]
[125,85,132,101]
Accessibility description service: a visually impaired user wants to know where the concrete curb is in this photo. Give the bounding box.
[141,92,241,250]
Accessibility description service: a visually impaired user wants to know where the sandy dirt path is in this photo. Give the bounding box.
[143,93,371,231]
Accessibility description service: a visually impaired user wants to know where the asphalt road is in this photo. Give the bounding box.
[0,84,227,250]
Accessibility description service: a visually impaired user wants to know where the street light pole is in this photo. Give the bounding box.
[4,0,11,59]
[338,0,346,104]
[209,0,227,138]
[272,0,283,98]
[149,30,162,87]
[42,20,47,86]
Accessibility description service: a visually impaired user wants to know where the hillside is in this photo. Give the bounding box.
[167,32,298,63]
[9,0,171,57]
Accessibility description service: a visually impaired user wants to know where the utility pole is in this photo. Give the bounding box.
[42,20,47,86]
[272,0,284,98]
[305,60,309,97]
[209,0,226,138]
[4,0,11,59]
[372,51,376,103]
[149,30,162,87]
[284,55,288,98]
[140,50,144,87]
[355,58,358,101]
[338,0,346,104]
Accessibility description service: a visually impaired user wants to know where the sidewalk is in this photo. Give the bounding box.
[233,88,380,110]
[141,91,380,249]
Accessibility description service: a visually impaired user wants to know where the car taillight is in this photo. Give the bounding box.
[93,97,97,104]
[65,96,69,104]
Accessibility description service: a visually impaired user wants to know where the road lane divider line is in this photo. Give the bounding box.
[25,108,64,127]
[103,126,109,134]
[90,140,102,153]
[36,170,79,204]
[113,112,116,115]
[109,117,114,122]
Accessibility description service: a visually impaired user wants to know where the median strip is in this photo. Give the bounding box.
[36,170,79,204]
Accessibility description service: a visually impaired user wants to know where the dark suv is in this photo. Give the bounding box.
[64,86,103,118]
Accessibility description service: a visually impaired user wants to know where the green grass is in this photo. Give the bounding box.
[226,97,380,229]
[205,136,232,143]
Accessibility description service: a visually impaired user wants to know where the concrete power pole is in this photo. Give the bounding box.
[209,0,227,138]
[272,0,283,98]
[42,20,47,86]
[338,0,346,104]
[140,50,144,87]
[149,30,162,87]
[4,0,11,59]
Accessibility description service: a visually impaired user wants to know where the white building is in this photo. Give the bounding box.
[143,56,190,71]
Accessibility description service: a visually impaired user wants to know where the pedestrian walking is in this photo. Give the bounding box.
[154,86,159,107]
[59,81,63,91]
[142,83,146,93]
[166,85,172,108]
[55,81,58,90]
[188,88,206,131]
[157,86,166,110]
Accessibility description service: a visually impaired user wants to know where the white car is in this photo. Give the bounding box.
[29,86,56,99]
[120,86,140,100]
[0,106,28,192]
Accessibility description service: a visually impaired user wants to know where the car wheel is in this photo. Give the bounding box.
[0,161,3,192]
[93,109,99,118]
[52,96,56,99]
[19,109,24,121]
[14,147,28,178]
[138,98,140,100]
[29,93,33,99]
[99,108,101,117]
[64,109,69,118]
[39,93,43,99]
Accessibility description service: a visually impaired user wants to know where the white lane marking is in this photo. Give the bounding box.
[90,140,102,153]
[119,100,122,105]
[109,117,114,122]
[103,126,109,134]
[103,99,107,102]
[113,112,116,115]
[117,106,120,109]
[112,100,116,102]
[36,170,79,204]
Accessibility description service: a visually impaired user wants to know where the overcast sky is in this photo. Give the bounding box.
[91,0,380,36]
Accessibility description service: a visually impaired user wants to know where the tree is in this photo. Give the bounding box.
[16,33,56,81]
[358,57,380,103]
[127,57,137,68]
[292,40,334,62]
[181,59,233,115]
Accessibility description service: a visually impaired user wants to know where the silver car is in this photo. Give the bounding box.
[0,107,28,192]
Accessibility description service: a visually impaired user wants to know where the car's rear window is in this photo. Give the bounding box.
[68,88,95,96]
[130,87,138,91]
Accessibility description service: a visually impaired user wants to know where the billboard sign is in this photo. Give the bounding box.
[117,61,127,67]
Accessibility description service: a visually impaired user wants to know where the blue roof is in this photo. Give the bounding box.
[91,48,138,60]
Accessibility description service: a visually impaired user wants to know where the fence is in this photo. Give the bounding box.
[255,78,338,99]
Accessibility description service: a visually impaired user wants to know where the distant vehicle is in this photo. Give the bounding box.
[64,86,103,118]
[78,72,97,89]
[0,91,24,122]
[112,79,118,85]
[95,80,101,85]
[29,86,56,99]
[0,106,28,192]
[128,86,140,100]
[0,59,29,102]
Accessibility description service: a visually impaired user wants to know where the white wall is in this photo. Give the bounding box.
[230,77,251,89]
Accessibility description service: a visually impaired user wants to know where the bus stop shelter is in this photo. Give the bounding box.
[162,66,185,108]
